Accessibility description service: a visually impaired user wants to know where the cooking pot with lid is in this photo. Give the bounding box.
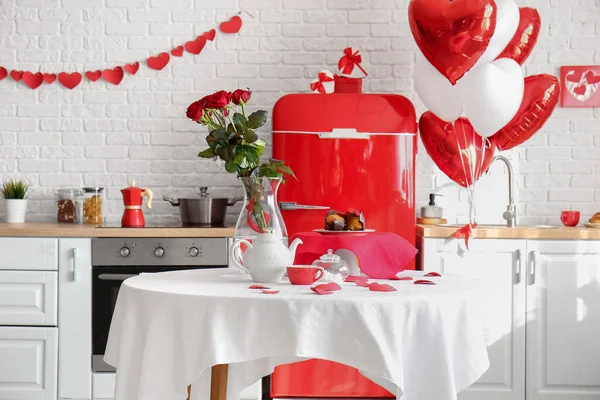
[164,187,242,226]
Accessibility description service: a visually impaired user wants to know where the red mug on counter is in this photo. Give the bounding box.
[561,211,580,227]
[287,266,324,285]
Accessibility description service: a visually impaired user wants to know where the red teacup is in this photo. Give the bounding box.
[287,266,324,285]
[561,211,580,227]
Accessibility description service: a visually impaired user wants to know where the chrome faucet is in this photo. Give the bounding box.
[490,155,516,228]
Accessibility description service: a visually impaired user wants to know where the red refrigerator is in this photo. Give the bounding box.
[271,87,417,398]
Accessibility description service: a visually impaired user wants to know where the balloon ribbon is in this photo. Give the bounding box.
[452,223,477,250]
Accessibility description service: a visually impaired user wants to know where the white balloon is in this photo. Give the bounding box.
[414,54,463,122]
[457,58,524,137]
[473,0,520,68]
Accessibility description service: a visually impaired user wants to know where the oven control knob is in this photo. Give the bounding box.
[154,247,165,257]
[189,247,199,257]
[119,247,130,257]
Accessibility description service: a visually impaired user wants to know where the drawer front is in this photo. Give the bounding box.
[0,238,58,271]
[0,271,57,326]
[0,327,57,400]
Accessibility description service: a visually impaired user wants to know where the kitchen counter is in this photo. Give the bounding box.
[417,224,600,240]
[0,223,234,237]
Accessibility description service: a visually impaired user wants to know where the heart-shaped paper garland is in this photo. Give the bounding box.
[171,46,184,57]
[22,72,43,89]
[147,52,170,70]
[43,73,56,84]
[0,67,8,81]
[103,66,124,85]
[220,15,242,34]
[58,72,82,89]
[85,70,102,82]
[125,62,139,75]
[185,36,207,55]
[10,70,23,81]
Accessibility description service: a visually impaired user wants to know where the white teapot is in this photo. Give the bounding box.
[230,233,303,283]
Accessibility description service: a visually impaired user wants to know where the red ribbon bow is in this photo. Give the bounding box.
[338,47,368,77]
[310,71,334,94]
[452,223,477,250]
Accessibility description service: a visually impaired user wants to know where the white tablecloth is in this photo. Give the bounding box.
[105,269,489,400]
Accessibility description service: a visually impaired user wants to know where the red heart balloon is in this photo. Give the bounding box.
[43,73,56,84]
[58,72,82,89]
[85,70,102,82]
[496,7,540,65]
[103,66,124,85]
[492,74,560,151]
[419,111,495,187]
[185,36,206,55]
[0,67,7,81]
[125,62,139,75]
[171,45,184,57]
[10,70,23,81]
[408,0,497,84]
[147,52,170,70]
[219,15,242,34]
[22,71,44,89]
[204,29,216,41]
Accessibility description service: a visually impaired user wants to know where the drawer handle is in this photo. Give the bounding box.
[72,248,79,282]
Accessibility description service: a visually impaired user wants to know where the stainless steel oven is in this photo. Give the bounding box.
[91,237,228,372]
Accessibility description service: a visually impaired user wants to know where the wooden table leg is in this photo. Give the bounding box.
[210,364,229,400]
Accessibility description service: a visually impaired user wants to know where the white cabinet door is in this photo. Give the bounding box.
[526,240,600,400]
[0,271,57,326]
[0,327,57,400]
[0,238,57,271]
[58,239,92,400]
[420,238,526,400]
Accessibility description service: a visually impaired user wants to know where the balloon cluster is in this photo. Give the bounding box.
[409,0,560,188]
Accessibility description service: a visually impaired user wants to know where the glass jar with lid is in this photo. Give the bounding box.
[82,187,104,225]
[56,189,83,223]
[312,249,350,283]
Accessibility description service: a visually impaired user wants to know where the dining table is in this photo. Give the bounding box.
[104,268,489,400]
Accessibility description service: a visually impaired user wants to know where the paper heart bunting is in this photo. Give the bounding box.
[171,45,184,57]
[10,70,23,81]
[85,70,102,82]
[58,72,82,89]
[0,67,7,81]
[219,15,242,34]
[147,52,170,70]
[22,72,44,89]
[103,66,124,85]
[43,73,56,84]
[204,29,216,41]
[185,36,207,55]
[125,62,139,75]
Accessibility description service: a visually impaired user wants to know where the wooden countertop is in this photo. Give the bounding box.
[0,223,234,238]
[417,224,600,240]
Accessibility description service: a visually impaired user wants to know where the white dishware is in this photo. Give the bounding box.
[230,233,303,283]
[4,199,27,223]
[584,223,600,229]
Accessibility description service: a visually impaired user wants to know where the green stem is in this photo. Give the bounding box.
[240,102,246,118]
[228,114,237,132]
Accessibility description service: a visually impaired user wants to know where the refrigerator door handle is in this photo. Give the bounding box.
[279,202,330,211]
[319,129,370,139]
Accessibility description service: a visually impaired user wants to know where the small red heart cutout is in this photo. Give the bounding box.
[574,85,586,96]
[355,280,370,287]
[0,67,7,81]
[345,276,367,283]
[10,70,23,81]
[586,71,600,84]
[249,284,270,290]
[185,36,207,55]
[85,70,102,82]
[313,283,341,292]
[369,283,396,292]
[103,66,124,85]
[43,73,56,84]
[414,280,436,285]
[260,289,279,295]
[424,272,441,277]
[58,72,82,89]
[22,72,44,89]
[311,287,333,295]
[125,62,139,75]
[147,52,170,70]
[389,276,413,281]
[220,15,242,34]
[204,29,216,41]
[171,45,184,57]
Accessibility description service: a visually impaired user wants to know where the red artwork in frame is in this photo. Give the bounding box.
[560,65,600,107]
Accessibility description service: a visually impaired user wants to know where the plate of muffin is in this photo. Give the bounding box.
[584,212,600,229]
[314,209,375,235]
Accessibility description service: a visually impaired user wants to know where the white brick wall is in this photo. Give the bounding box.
[0,0,598,226]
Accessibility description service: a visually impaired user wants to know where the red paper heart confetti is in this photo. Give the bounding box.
[260,289,279,295]
[147,52,170,70]
[103,66,124,85]
[171,45,184,57]
[249,284,270,289]
[10,70,23,81]
[369,283,397,292]
[125,62,139,75]
[311,287,334,295]
[424,272,441,277]
[43,73,56,84]
[185,36,207,55]
[414,280,436,285]
[220,15,242,34]
[204,29,216,41]
[389,276,413,281]
[85,70,102,82]
[355,280,371,287]
[0,67,7,81]
[313,282,341,292]
[58,72,82,89]
[22,71,43,89]
[345,276,367,283]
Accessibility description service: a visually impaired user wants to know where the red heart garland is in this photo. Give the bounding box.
[204,29,216,41]
[10,70,23,81]
[408,0,497,84]
[496,7,541,66]
[147,52,170,70]
[0,67,7,81]
[85,70,102,82]
[22,72,44,89]
[171,45,184,57]
[103,66,124,85]
[185,36,207,55]
[43,73,56,84]
[219,15,242,34]
[419,112,495,188]
[58,72,82,89]
[125,62,139,75]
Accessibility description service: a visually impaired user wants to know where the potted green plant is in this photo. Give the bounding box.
[2,179,30,223]
[187,89,295,238]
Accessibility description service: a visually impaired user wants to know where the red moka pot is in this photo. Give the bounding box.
[120,183,153,228]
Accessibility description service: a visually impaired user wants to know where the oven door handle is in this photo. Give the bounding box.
[98,273,139,281]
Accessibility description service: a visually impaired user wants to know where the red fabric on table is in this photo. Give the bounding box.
[292,232,418,279]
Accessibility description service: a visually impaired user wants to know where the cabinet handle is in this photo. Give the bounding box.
[515,249,522,284]
[530,250,538,285]
[72,248,79,282]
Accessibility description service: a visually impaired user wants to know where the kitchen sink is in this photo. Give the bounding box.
[436,224,558,229]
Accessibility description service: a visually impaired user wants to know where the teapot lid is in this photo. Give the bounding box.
[318,249,341,262]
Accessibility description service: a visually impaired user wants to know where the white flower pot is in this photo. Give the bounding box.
[4,199,28,223]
